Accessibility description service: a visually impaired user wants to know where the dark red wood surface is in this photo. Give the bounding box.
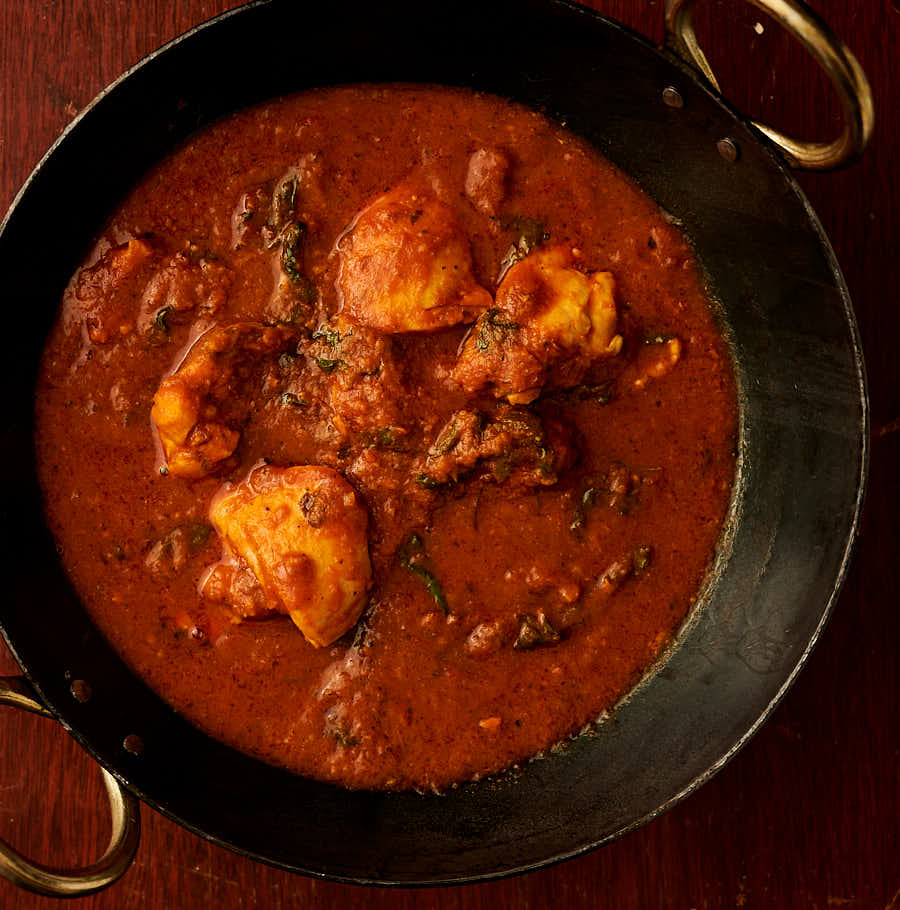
[1,1,897,907]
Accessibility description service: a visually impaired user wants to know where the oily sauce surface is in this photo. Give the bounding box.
[36,86,737,790]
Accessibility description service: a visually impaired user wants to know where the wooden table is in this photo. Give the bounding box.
[1,1,896,906]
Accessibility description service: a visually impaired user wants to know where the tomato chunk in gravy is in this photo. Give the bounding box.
[36,85,737,790]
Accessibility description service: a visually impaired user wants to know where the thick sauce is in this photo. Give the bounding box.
[36,86,737,790]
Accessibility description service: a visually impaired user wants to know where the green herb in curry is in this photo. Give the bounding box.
[397,532,449,615]
[497,215,548,282]
[314,357,345,373]
[311,326,342,347]
[279,391,309,408]
[154,306,173,333]
[366,427,400,449]
[281,221,308,282]
[475,308,519,353]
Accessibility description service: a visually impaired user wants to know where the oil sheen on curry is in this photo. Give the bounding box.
[36,86,737,791]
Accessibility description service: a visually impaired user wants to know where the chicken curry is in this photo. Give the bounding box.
[36,86,737,790]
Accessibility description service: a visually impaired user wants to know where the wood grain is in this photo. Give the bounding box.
[1,1,897,907]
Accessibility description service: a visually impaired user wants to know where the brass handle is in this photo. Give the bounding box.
[0,676,141,897]
[664,0,874,170]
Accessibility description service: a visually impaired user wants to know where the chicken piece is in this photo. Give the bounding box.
[71,238,156,343]
[464,147,511,217]
[138,245,232,333]
[630,335,683,390]
[415,406,575,489]
[305,315,406,438]
[451,245,623,404]
[201,464,372,647]
[152,322,299,479]
[337,184,492,332]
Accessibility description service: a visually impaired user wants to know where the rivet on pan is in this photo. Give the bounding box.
[70,679,92,703]
[662,86,684,109]
[123,734,144,756]
[717,138,740,162]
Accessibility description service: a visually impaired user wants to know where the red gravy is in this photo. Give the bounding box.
[35,86,737,790]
